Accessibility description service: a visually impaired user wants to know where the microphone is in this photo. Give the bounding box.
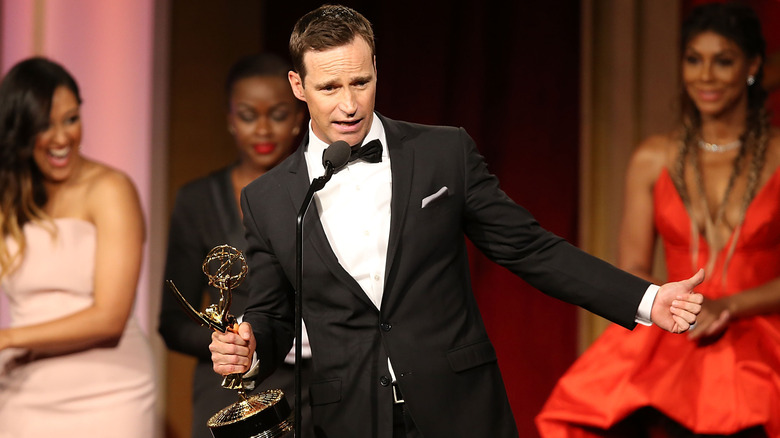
[321,140,351,174]
[294,139,351,437]
[310,140,350,192]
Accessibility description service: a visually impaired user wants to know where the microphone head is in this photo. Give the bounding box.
[322,140,351,170]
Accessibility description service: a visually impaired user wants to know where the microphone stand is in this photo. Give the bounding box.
[294,163,336,437]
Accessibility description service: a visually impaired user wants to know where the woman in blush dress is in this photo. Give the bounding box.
[537,3,780,437]
[0,57,156,436]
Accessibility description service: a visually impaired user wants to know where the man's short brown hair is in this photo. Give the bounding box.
[289,4,375,84]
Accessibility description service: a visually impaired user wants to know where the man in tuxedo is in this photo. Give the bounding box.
[210,5,704,438]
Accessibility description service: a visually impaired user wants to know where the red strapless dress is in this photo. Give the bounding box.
[535,167,780,437]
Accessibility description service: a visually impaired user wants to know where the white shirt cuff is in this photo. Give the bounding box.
[234,352,260,392]
[234,315,261,384]
[635,284,659,326]
[246,352,260,377]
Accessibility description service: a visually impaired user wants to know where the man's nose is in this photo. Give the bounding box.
[339,89,358,116]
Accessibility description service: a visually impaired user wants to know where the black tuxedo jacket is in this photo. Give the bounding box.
[239,114,649,438]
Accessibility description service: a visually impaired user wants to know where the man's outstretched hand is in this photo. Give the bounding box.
[651,269,705,333]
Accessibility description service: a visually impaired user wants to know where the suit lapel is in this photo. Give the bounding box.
[284,134,377,310]
[380,115,414,309]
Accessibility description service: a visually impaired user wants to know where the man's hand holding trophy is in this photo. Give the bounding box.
[166,244,293,438]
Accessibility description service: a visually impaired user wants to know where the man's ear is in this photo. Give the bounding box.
[289,71,306,102]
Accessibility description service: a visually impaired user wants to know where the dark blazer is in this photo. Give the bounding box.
[158,166,252,438]
[239,114,649,438]
[159,167,313,438]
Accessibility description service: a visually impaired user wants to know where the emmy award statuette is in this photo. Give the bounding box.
[166,244,293,438]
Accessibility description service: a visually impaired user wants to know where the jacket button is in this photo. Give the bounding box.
[380,322,392,332]
[379,375,391,386]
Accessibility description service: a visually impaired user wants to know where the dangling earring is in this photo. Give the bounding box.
[747,75,756,86]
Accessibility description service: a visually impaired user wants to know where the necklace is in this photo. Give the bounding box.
[698,139,742,153]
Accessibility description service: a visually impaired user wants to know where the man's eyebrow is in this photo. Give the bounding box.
[351,74,374,84]
[313,73,374,89]
[313,78,340,89]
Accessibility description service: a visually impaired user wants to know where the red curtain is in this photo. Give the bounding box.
[263,2,581,435]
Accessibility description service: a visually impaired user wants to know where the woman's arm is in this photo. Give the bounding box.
[617,135,670,284]
[723,281,780,319]
[690,275,780,340]
[0,168,144,354]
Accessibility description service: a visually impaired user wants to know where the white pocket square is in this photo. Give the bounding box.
[421,186,450,208]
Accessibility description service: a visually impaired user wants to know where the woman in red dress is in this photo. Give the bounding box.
[536,3,780,437]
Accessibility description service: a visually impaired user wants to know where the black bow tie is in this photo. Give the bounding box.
[349,139,383,163]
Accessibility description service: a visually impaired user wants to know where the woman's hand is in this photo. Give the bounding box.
[688,296,732,340]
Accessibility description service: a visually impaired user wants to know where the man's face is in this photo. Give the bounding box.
[289,37,376,146]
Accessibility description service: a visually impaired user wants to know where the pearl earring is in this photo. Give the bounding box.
[747,75,756,86]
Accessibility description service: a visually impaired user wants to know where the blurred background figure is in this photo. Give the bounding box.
[0,57,156,436]
[537,3,780,437]
[158,52,313,438]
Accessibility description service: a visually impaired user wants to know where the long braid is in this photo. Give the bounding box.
[738,107,770,217]
[671,104,768,280]
[721,107,771,281]
[696,131,747,276]
[672,1,769,283]
[671,123,693,209]
[671,118,700,270]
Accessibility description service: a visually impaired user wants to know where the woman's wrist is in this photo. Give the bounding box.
[0,328,13,350]
[722,294,741,319]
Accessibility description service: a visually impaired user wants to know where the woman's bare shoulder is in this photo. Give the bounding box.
[629,131,679,177]
[79,160,142,222]
[81,160,137,195]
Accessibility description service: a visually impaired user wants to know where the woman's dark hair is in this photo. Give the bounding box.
[224,52,292,106]
[672,2,769,279]
[0,57,81,276]
[680,1,767,120]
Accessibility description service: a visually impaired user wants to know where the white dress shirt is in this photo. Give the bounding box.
[304,114,391,310]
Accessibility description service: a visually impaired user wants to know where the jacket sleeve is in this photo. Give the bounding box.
[458,128,648,328]
[238,185,296,382]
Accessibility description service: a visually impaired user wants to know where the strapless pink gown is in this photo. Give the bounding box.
[0,218,156,437]
[536,168,780,437]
